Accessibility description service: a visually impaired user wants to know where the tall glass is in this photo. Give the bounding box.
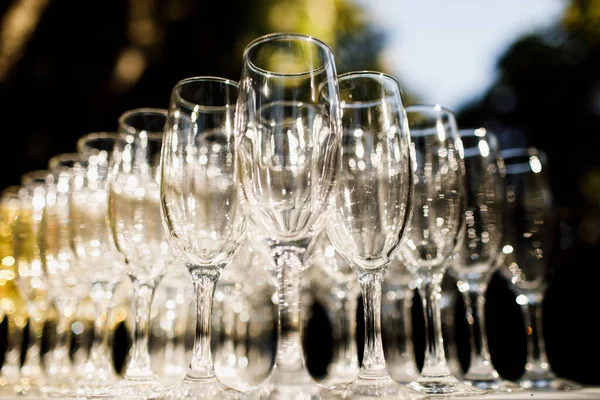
[498,147,581,391]
[235,32,342,399]
[324,72,425,400]
[39,153,87,396]
[400,105,483,396]
[159,76,247,399]
[448,128,520,393]
[12,171,52,397]
[106,107,173,397]
[70,132,123,395]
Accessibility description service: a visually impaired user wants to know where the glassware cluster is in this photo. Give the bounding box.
[0,32,582,400]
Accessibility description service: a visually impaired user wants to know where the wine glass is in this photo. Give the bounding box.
[383,258,420,385]
[498,147,581,392]
[234,32,342,400]
[70,132,124,395]
[105,107,173,397]
[39,153,88,396]
[447,128,521,393]
[11,170,52,397]
[323,71,425,400]
[399,104,484,397]
[305,230,360,389]
[159,76,247,399]
[0,186,28,396]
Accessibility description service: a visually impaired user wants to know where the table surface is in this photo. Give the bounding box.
[447,387,600,399]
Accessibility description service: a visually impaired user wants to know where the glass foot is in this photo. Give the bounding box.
[324,376,428,400]
[153,376,243,400]
[518,376,582,391]
[407,374,487,397]
[462,377,523,393]
[248,368,325,400]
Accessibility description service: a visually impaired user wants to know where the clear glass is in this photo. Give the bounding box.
[235,32,342,400]
[305,230,360,389]
[70,132,124,396]
[0,186,28,397]
[324,72,425,400]
[383,258,420,385]
[11,171,51,397]
[399,105,484,397]
[498,147,581,392]
[105,107,173,397]
[159,76,247,399]
[38,153,88,396]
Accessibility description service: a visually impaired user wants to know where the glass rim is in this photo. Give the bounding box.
[500,146,548,174]
[21,169,50,186]
[48,152,80,170]
[405,103,457,116]
[500,146,547,162]
[77,131,119,154]
[336,70,403,108]
[171,76,239,112]
[118,107,168,139]
[243,32,333,78]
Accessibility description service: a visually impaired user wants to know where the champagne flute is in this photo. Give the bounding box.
[447,128,521,393]
[39,153,87,396]
[159,76,247,399]
[498,147,581,391]
[106,107,173,397]
[235,32,342,400]
[400,104,483,396]
[323,71,425,400]
[71,132,124,395]
[12,170,52,397]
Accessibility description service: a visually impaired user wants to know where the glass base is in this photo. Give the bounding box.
[248,367,325,400]
[407,374,487,397]
[324,376,428,400]
[518,376,582,391]
[462,377,523,393]
[0,376,45,397]
[85,377,165,399]
[153,376,243,400]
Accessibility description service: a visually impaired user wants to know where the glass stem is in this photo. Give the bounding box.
[48,295,77,377]
[419,270,451,378]
[271,245,309,375]
[330,286,359,374]
[186,269,220,381]
[123,280,156,381]
[358,272,388,380]
[519,293,553,379]
[463,283,496,380]
[20,300,44,378]
[87,281,115,378]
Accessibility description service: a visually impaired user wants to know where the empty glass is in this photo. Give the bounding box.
[400,105,483,397]
[498,147,581,392]
[235,32,342,400]
[159,76,247,399]
[106,107,173,397]
[447,128,520,393]
[324,72,424,400]
[71,132,123,395]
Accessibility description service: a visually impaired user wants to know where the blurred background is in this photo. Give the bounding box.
[0,0,599,387]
